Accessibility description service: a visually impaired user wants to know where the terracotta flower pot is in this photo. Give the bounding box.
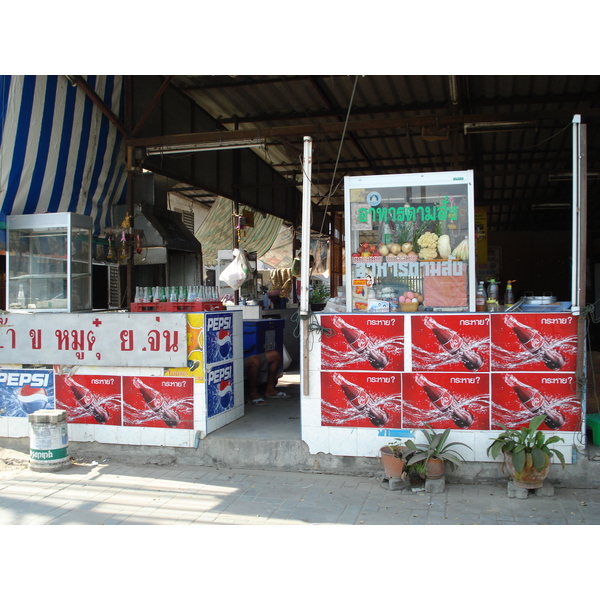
[380,446,407,479]
[503,452,550,489]
[425,457,445,480]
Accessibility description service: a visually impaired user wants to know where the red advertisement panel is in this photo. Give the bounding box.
[403,372,490,430]
[320,314,404,372]
[55,374,122,426]
[411,313,490,372]
[320,371,402,428]
[123,376,194,429]
[491,372,581,432]
[491,313,577,372]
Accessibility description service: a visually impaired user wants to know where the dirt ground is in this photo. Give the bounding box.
[0,447,29,473]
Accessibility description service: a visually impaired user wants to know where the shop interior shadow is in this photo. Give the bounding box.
[208,369,301,441]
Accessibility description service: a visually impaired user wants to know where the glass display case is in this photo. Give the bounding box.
[6,212,93,312]
[344,171,475,313]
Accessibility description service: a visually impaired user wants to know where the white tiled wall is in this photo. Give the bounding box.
[299,314,578,464]
[0,310,246,450]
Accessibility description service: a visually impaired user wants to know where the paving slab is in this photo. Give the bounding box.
[2,445,600,526]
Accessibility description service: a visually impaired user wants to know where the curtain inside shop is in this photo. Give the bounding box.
[195,196,283,266]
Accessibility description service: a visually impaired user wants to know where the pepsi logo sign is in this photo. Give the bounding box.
[208,365,233,384]
[206,315,233,331]
[0,371,50,388]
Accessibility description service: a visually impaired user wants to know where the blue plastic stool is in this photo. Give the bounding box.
[586,413,600,446]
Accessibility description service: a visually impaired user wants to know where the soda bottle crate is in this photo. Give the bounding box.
[197,301,224,312]
[130,302,160,312]
[158,301,198,312]
[158,301,224,312]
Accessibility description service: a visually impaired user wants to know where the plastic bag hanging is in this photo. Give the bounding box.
[219,248,253,291]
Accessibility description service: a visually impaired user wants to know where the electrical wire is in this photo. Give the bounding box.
[291,307,334,351]
[319,75,360,235]
[507,120,572,152]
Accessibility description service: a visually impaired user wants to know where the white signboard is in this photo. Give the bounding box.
[0,312,188,367]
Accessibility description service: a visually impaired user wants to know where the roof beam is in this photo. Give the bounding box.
[127,108,600,149]
[70,76,129,137]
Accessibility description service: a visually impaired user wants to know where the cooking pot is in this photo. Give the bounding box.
[520,292,557,305]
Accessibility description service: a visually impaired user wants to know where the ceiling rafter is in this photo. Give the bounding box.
[128,108,600,149]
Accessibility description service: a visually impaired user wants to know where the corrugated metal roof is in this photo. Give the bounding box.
[165,75,600,235]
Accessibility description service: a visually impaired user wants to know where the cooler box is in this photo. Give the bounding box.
[243,319,284,359]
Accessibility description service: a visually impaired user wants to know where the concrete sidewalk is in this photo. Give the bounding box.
[2,450,600,525]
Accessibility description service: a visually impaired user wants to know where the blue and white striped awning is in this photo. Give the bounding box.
[0,75,127,235]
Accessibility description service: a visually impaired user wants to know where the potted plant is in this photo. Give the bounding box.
[486,415,566,489]
[309,282,330,311]
[380,439,412,480]
[405,427,471,480]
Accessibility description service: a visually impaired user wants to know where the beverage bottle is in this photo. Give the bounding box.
[332,373,389,426]
[170,286,178,302]
[132,377,181,428]
[476,281,486,312]
[160,287,167,302]
[414,374,474,428]
[504,374,565,429]
[332,316,389,369]
[504,315,566,370]
[487,279,499,312]
[423,316,484,371]
[64,375,109,424]
[17,284,26,307]
[504,280,515,307]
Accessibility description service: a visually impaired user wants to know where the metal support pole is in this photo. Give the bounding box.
[571,114,588,453]
[301,136,312,396]
[571,114,587,315]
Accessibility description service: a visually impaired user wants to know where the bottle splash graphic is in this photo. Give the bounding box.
[414,373,474,428]
[132,377,181,428]
[322,316,403,370]
[503,374,565,429]
[422,316,484,371]
[64,375,111,424]
[326,372,395,427]
[503,315,566,370]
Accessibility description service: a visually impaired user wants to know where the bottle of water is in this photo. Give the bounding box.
[487,279,499,302]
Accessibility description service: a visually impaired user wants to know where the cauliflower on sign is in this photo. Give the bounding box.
[417,232,438,249]
[417,231,439,259]
[418,247,438,260]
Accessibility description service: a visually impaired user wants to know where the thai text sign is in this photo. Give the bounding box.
[0,313,187,367]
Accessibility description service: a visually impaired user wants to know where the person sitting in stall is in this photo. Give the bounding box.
[244,349,291,406]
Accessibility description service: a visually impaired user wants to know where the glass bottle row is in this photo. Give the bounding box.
[134,285,219,303]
